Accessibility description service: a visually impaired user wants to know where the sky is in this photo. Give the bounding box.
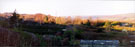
[0,0,135,16]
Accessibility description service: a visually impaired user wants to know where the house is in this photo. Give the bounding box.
[80,40,119,47]
[120,23,132,27]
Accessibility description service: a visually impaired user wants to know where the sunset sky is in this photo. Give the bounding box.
[0,0,135,16]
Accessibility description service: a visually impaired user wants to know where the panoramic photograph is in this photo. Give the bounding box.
[0,0,135,47]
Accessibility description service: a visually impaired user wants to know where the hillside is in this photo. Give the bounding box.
[95,13,135,23]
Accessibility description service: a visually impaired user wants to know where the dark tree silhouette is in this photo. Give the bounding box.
[9,10,20,28]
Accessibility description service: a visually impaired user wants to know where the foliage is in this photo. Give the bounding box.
[36,34,46,46]
[100,32,128,39]
[12,28,35,46]
[72,40,80,46]
[56,17,66,24]
[73,16,82,25]
[44,16,48,23]
[52,36,62,46]
[82,20,91,26]
[34,13,45,24]
[66,16,72,24]
[111,21,120,26]
[47,15,55,23]
[0,20,9,28]
[74,30,83,39]
[103,21,111,32]
[112,25,135,31]
[63,31,73,38]
[96,22,105,27]
[103,21,111,28]
[9,11,20,28]
[20,23,63,35]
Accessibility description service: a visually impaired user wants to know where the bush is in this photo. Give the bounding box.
[0,20,9,28]
[36,34,46,46]
[63,31,73,38]
[74,30,83,39]
[12,28,39,46]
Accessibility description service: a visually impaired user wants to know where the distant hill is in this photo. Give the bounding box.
[92,13,135,23]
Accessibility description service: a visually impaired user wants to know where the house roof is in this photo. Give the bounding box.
[80,40,119,45]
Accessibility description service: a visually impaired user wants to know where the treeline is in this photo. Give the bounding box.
[18,13,92,25]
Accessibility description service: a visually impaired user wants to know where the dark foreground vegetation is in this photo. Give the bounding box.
[0,11,135,47]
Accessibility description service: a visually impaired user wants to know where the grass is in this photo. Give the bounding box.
[12,27,34,46]
[98,32,128,39]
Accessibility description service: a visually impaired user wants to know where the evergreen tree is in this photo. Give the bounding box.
[9,10,20,28]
